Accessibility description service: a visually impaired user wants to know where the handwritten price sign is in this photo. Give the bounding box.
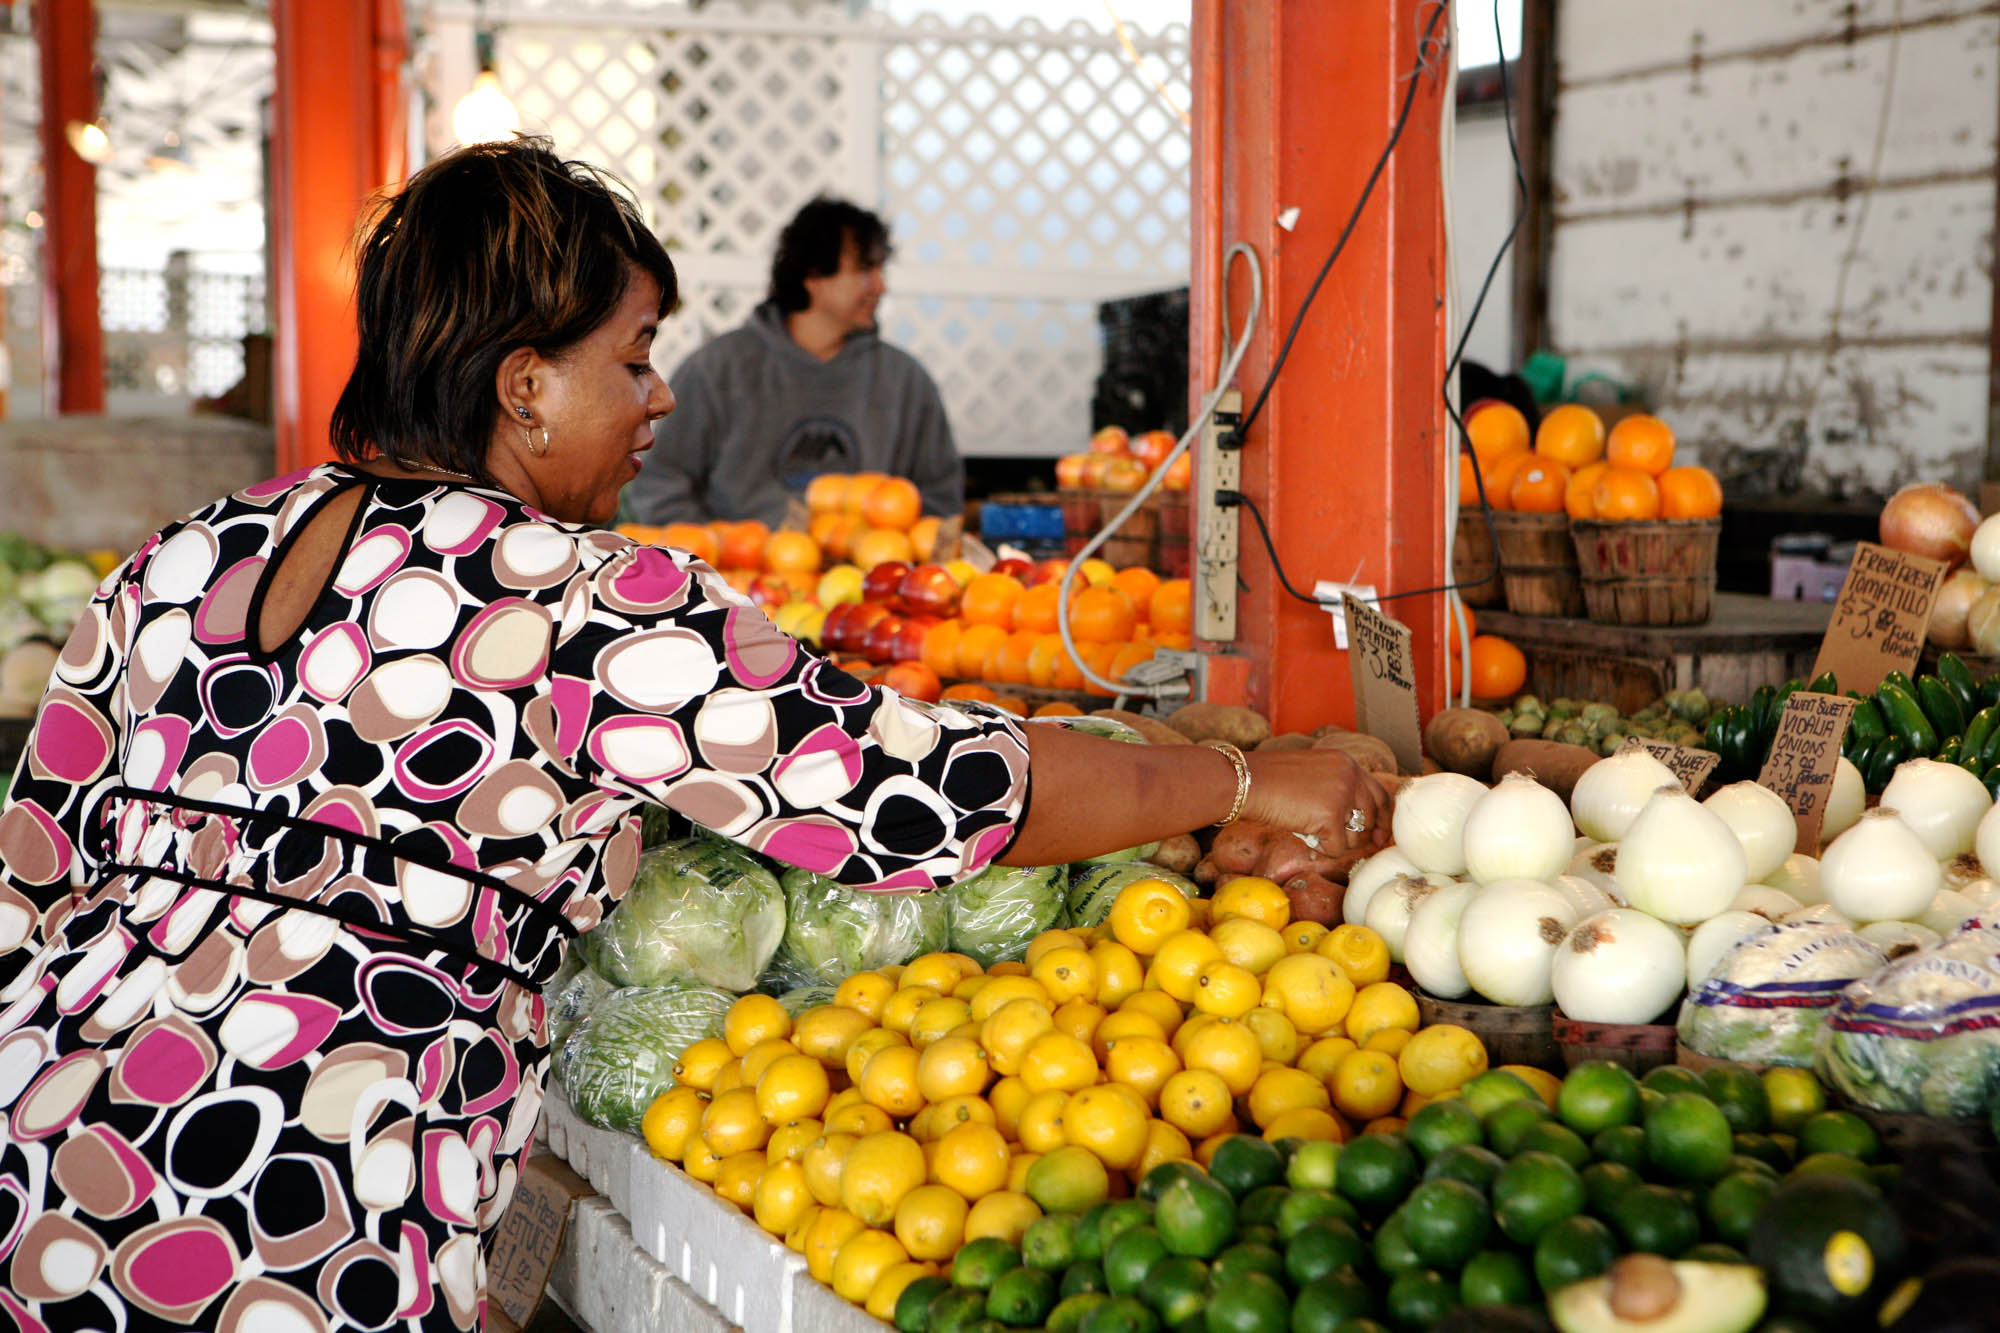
[1812,542,1946,695]
[1343,593,1424,776]
[1632,738,1721,795]
[1756,692,1858,853]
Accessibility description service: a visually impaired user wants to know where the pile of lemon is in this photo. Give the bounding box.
[637,875,1499,1318]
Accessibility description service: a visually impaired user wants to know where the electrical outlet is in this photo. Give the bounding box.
[1194,390,1242,642]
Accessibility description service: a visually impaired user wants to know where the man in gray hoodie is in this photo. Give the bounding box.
[627,196,964,526]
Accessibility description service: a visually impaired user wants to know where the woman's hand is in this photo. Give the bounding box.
[1237,748,1392,854]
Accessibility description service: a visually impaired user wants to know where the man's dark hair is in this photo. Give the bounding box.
[768,196,891,314]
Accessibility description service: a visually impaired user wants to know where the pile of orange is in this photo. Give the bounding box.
[1458,404,1725,523]
[616,473,945,580]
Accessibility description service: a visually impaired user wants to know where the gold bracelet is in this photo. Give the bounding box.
[1206,740,1251,827]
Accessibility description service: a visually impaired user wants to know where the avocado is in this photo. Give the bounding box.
[1549,1255,1766,1333]
[1747,1175,1906,1327]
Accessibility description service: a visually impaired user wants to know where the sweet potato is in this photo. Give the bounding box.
[1166,702,1272,748]
[1284,874,1346,925]
[1090,708,1193,746]
[1425,707,1508,777]
[1314,731,1397,774]
[1491,738,1599,800]
[1256,732,1315,752]
[1203,821,1275,878]
[1148,833,1201,874]
[1312,723,1351,739]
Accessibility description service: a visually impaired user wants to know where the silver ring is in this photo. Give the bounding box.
[1345,808,1368,834]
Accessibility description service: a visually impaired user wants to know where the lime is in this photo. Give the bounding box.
[1761,1066,1826,1134]
[1681,1241,1748,1265]
[1768,1132,1799,1161]
[1556,1062,1641,1136]
[1640,1065,1705,1098]
[1514,1120,1590,1170]
[1209,1136,1287,1199]
[1238,1185,1290,1229]
[1336,1134,1419,1216]
[1731,1132,1790,1172]
[1140,1160,1211,1203]
[1203,1270,1288,1333]
[1078,1294,1160,1333]
[988,1266,1060,1328]
[1062,1262,1110,1298]
[1236,1223,1279,1250]
[1406,1100,1484,1162]
[1156,1174,1239,1258]
[1098,1200,1156,1255]
[1699,1063,1772,1134]
[1329,1322,1391,1333]
[1103,1225,1169,1297]
[1491,1150,1585,1245]
[1459,1070,1537,1118]
[896,1274,954,1333]
[1141,1255,1209,1326]
[1798,1110,1880,1163]
[1703,1171,1777,1247]
[1867,1162,1901,1197]
[1644,1093,1734,1183]
[929,1286,992,1333]
[1077,1203,1112,1261]
[1458,1248,1535,1307]
[1531,1214,1619,1293]
[1423,1143,1505,1195]
[1047,1293,1112,1333]
[1400,1178,1491,1270]
[1482,1099,1553,1157]
[1589,1124,1647,1172]
[1578,1159,1641,1216]
[1384,1269,1458,1330]
[1290,1270,1375,1333]
[1723,1153,1779,1182]
[1607,1183,1701,1256]
[1283,1216,1366,1287]
[1030,1146,1113,1213]
[1277,1188,1361,1240]
[1749,1174,1907,1328]
[1788,1152,1874,1186]
[1209,1241,1286,1287]
[1025,1213,1083,1271]
[955,1237,1026,1290]
[1287,1139,1344,1191]
[1372,1210,1423,1277]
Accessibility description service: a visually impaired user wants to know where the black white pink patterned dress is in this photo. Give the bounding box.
[0,464,1029,1331]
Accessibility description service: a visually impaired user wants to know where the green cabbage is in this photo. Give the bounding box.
[1676,922,1884,1068]
[558,984,733,1132]
[24,560,99,636]
[591,836,786,992]
[1067,863,1201,928]
[945,864,1067,967]
[1815,921,2000,1116]
[764,867,950,990]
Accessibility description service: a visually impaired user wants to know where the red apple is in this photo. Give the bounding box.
[820,602,858,654]
[863,560,912,607]
[840,602,892,655]
[891,614,938,664]
[1133,430,1177,470]
[883,661,943,703]
[990,557,1037,584]
[1089,426,1132,455]
[1100,456,1150,492]
[1162,453,1193,491]
[1055,453,1092,490]
[898,564,962,618]
[1034,558,1071,587]
[747,574,791,610]
[864,613,906,664]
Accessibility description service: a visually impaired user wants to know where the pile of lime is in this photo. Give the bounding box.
[892,1062,1905,1333]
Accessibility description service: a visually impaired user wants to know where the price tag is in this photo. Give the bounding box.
[1756,692,1859,853]
[1344,593,1424,775]
[487,1154,595,1331]
[1811,541,1947,694]
[1632,738,1721,794]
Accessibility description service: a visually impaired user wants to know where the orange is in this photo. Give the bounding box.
[1148,579,1192,635]
[842,472,891,514]
[992,695,1028,717]
[1509,458,1570,514]
[1465,401,1531,469]
[1593,467,1662,521]
[953,624,1007,680]
[910,515,942,561]
[1468,634,1527,700]
[1606,413,1676,476]
[1033,701,1083,718]
[1011,582,1064,634]
[806,473,849,515]
[1456,452,1480,506]
[942,682,999,704]
[920,620,964,679]
[659,522,721,566]
[1565,460,1609,519]
[1111,567,1161,615]
[1105,642,1153,689]
[863,477,923,531]
[1482,451,1532,511]
[851,527,915,570]
[1079,642,1121,697]
[1658,464,1723,519]
[1069,587,1137,644]
[809,512,858,562]
[988,630,1038,686]
[717,520,770,571]
[1049,641,1087,691]
[1024,635,1069,689]
[960,574,1026,628]
[1534,403,1606,468]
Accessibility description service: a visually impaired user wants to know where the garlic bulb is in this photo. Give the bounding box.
[1390,773,1490,877]
[1819,808,1942,923]
[1570,748,1679,843]
[1702,782,1797,883]
[1616,786,1749,925]
[1462,773,1575,886]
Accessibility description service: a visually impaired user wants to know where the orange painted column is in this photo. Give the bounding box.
[269,0,407,471]
[35,0,105,414]
[1190,0,1450,734]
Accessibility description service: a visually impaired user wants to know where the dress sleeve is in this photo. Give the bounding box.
[0,561,135,989]
[551,541,1030,892]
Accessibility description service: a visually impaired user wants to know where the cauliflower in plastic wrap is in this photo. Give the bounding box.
[557,983,734,1132]
[590,836,786,993]
[1816,920,2000,1117]
[761,867,950,991]
[1677,921,1887,1067]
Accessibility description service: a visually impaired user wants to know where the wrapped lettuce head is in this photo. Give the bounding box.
[1815,920,2000,1116]
[764,867,950,990]
[557,983,733,1132]
[776,984,839,1016]
[591,836,786,992]
[1067,863,1200,929]
[542,946,616,1063]
[1676,921,1886,1068]
[945,864,1067,967]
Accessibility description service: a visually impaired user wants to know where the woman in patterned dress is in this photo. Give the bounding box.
[0,140,1387,1331]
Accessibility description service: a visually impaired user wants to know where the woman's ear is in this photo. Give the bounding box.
[495,346,542,421]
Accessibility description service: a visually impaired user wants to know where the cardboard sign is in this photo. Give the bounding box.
[1756,692,1859,853]
[487,1153,596,1333]
[1811,542,1947,695]
[1343,593,1424,775]
[1632,738,1721,795]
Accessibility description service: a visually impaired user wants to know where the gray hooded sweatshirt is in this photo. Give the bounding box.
[626,300,963,527]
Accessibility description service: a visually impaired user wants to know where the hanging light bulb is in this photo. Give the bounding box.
[64,119,113,165]
[451,29,519,146]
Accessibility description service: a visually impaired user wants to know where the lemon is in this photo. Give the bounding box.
[1017,1089,1072,1153]
[756,1158,821,1233]
[844,1027,910,1085]
[1108,878,1192,956]
[831,1227,910,1303]
[893,1183,970,1261]
[933,1120,1012,1200]
[970,975,1054,1022]
[964,1190,1042,1244]
[1247,1065,1332,1129]
[767,1117,824,1163]
[1191,960,1262,1018]
[989,1075,1032,1140]
[1159,1068,1235,1138]
[826,1101,895,1138]
[1240,1007,1300,1066]
[987,959,1030,977]
[1365,1028,1412,1057]
[881,985,941,1036]
[724,992,792,1055]
[1261,953,1358,1035]
[1393,1025,1489,1097]
[1117,988,1184,1038]
[1020,1031,1098,1094]
[784,1204,823,1254]
[1346,982,1421,1047]
[1025,928,1087,967]
[672,1037,735,1092]
[1032,946,1099,1004]
[1090,939,1147,1008]
[1104,1034,1180,1108]
[1260,1107,1345,1144]
[681,1137,725,1183]
[910,996,974,1047]
[792,1006,875,1070]
[1063,1085,1150,1170]
[1135,1118,1196,1180]
[1318,925,1391,985]
[1209,917,1289,975]
[924,1094,998,1138]
[953,974,993,1004]
[1297,1034,1359,1083]
[1284,920,1331,954]
[859,1044,926,1118]
[740,1036,802,1088]
[710,1061,746,1096]
[1331,1047,1404,1123]
[903,952,971,993]
[1211,875,1292,929]
[714,1149,766,1208]
[701,1086,769,1156]
[1006,1152,1040,1194]
[981,997,1057,1076]
[1148,929,1224,1003]
[641,1085,709,1161]
[1180,1016,1262,1096]
[1172,1011,1217,1060]
[803,1131,860,1207]
[841,1130,927,1226]
[1026,1142,1114,1211]
[756,1052,832,1124]
[1496,1063,1560,1110]
[833,972,896,1022]
[865,1260,942,1322]
[1091,1009,1168,1063]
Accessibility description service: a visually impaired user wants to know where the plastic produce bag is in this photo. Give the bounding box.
[542,946,615,1064]
[1067,863,1200,928]
[776,984,838,1016]
[762,867,950,990]
[1816,920,2000,1116]
[591,836,786,993]
[558,983,733,1132]
[1676,921,1887,1067]
[945,864,1067,967]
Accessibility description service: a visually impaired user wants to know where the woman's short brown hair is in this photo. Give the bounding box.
[330,137,677,477]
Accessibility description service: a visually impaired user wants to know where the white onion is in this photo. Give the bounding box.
[1462,773,1574,886]
[1365,874,1444,963]
[1616,785,1749,925]
[1551,909,1687,1025]
[1961,877,2000,912]
[1404,881,1478,999]
[1918,888,1980,936]
[1856,920,1942,956]
[1972,803,2000,887]
[1943,854,1989,892]
[1390,773,1489,876]
[1822,758,1866,846]
[1457,878,1580,1007]
[1344,848,1420,926]
[1570,748,1679,843]
[1686,911,1773,990]
[1764,853,1825,905]
[1820,808,1942,923]
[1879,481,1979,567]
[1550,874,1615,920]
[1968,586,2000,657]
[1784,903,1854,927]
[1567,844,1627,905]
[1574,835,1603,856]
[1929,567,1988,650]
[1879,759,1991,859]
[1702,782,1797,883]
[1972,513,2000,581]
[1729,885,1804,922]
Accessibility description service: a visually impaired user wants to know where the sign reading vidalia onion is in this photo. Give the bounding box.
[1757,692,1859,853]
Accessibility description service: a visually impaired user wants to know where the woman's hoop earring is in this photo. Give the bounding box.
[524,424,551,456]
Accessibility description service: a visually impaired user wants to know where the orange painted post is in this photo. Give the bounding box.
[1190,0,1449,734]
[35,0,105,414]
[269,0,406,472]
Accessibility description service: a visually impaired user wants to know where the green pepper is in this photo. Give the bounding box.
[1939,736,1963,764]
[1748,685,1778,743]
[1964,705,1999,762]
[1807,670,1839,696]
[1846,735,1880,784]
[1938,652,1979,711]
[1876,679,1939,757]
[1866,735,1912,793]
[1962,754,1987,782]
[1917,675,1968,741]
[1982,674,2000,709]
[1844,693,1888,747]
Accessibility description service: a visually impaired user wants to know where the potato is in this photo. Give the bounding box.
[1205,821,1274,877]
[1313,731,1397,774]
[1491,738,1600,800]
[1425,707,1509,777]
[1255,732,1315,752]
[1090,708,1193,746]
[1147,833,1201,874]
[1311,723,1351,739]
[1283,874,1346,925]
[1166,702,1272,748]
